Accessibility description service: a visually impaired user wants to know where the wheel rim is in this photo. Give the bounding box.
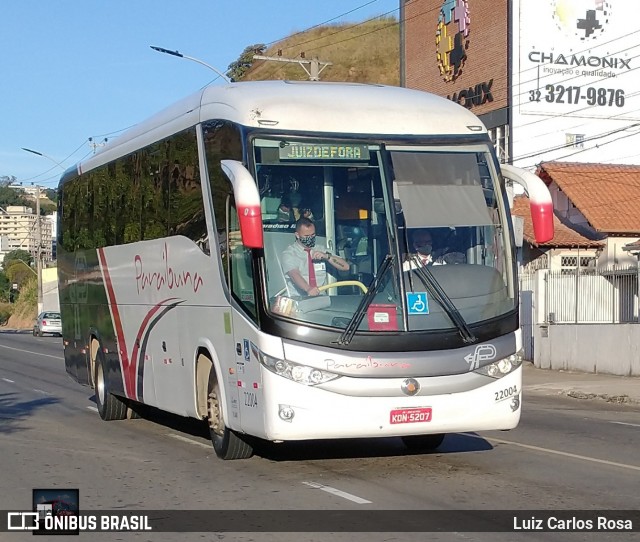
[207,383,224,437]
[96,363,105,405]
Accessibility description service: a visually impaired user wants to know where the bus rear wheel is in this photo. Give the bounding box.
[95,354,128,421]
[207,371,253,460]
[401,433,446,451]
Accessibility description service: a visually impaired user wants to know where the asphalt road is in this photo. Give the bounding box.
[1,331,639,542]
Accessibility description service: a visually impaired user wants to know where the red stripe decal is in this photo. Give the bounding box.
[98,248,135,399]
[130,298,179,377]
[98,248,179,401]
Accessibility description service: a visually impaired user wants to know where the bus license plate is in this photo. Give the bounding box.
[389,407,432,424]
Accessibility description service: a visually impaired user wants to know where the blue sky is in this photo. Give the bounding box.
[2,0,398,189]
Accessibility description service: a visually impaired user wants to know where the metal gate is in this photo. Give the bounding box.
[519,271,536,361]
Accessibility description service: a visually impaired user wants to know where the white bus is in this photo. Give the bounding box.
[58,81,553,459]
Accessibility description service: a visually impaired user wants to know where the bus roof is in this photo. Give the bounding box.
[72,80,487,179]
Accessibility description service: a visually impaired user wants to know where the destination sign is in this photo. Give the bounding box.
[279,143,370,161]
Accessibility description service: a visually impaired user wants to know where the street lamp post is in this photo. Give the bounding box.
[150,46,231,83]
[21,147,67,172]
[21,147,64,315]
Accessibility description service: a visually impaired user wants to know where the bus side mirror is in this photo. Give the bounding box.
[221,160,264,249]
[500,164,554,244]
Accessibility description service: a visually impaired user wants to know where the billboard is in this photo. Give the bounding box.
[517,0,639,120]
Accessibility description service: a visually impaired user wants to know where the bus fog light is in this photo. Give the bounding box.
[279,405,295,421]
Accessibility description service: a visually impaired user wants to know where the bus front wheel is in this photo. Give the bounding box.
[401,433,446,451]
[94,354,128,421]
[207,370,253,460]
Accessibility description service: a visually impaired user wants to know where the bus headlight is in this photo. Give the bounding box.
[256,350,341,386]
[474,350,523,379]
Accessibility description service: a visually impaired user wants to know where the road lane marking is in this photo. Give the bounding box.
[302,481,372,504]
[611,421,640,428]
[33,389,52,395]
[167,433,212,449]
[2,378,15,383]
[464,433,640,472]
[87,406,98,413]
[0,344,64,360]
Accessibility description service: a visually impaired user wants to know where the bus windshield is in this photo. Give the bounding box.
[253,137,515,335]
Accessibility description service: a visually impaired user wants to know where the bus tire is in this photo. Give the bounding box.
[126,400,143,419]
[94,354,128,421]
[207,370,253,460]
[401,433,445,451]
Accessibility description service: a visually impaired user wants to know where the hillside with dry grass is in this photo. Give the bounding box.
[240,17,400,85]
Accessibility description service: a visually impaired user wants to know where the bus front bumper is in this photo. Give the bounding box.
[257,366,522,442]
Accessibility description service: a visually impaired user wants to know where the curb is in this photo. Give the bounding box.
[525,384,640,406]
[564,390,639,405]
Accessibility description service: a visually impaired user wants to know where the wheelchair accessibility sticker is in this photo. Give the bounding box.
[406,292,429,315]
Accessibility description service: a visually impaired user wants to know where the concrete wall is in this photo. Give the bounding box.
[42,267,59,312]
[534,324,640,376]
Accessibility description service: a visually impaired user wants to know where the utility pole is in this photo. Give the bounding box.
[253,53,332,81]
[36,185,43,314]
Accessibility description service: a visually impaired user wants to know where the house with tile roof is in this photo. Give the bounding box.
[512,163,640,362]
[534,161,640,268]
[511,195,604,272]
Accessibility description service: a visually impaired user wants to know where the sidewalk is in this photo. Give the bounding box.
[523,362,640,405]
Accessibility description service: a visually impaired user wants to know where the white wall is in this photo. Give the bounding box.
[534,324,640,376]
[42,267,59,312]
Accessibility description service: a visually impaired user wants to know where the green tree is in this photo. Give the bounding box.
[0,176,17,185]
[227,44,266,82]
[0,182,30,208]
[2,249,33,271]
[44,188,58,203]
[0,270,10,302]
[5,261,34,289]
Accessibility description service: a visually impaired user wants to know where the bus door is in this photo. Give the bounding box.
[226,197,261,434]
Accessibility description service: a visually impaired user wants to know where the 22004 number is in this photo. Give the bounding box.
[495,386,518,402]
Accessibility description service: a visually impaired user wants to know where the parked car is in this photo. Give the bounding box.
[33,311,62,337]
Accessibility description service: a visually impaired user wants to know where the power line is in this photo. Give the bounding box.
[519,126,640,169]
[263,0,385,48]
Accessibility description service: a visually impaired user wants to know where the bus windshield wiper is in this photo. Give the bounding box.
[409,254,477,344]
[336,254,394,346]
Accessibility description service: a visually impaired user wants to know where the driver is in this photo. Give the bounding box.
[281,218,350,297]
[404,229,466,269]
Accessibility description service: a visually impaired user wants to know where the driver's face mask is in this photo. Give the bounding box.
[414,243,432,255]
[298,234,316,248]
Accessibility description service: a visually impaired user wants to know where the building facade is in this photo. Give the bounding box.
[0,205,53,263]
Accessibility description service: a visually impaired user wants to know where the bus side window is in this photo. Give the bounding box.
[202,120,243,286]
